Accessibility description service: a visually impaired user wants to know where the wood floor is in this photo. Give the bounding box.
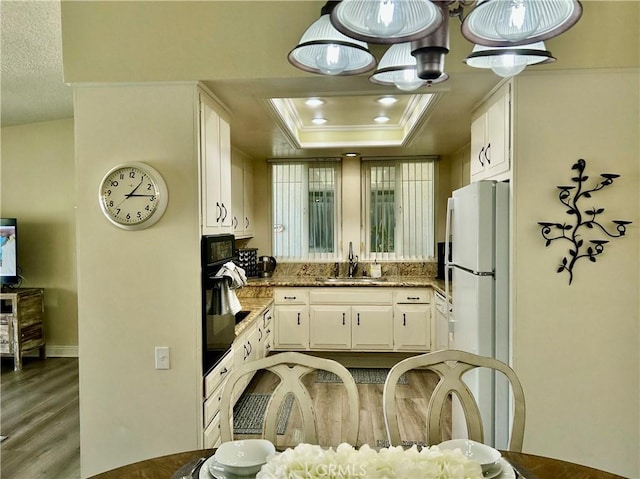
[0,358,449,478]
[235,369,451,449]
[1,357,80,479]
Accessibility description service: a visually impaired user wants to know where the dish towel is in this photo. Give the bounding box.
[215,262,247,315]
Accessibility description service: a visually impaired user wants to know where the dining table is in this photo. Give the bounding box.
[87,448,629,479]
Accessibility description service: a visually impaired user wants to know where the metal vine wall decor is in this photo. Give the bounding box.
[538,159,632,285]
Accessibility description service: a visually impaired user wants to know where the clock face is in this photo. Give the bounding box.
[99,162,168,230]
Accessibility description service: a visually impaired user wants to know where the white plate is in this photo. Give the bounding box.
[487,457,515,479]
[199,455,257,479]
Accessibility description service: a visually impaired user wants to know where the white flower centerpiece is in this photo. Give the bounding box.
[256,443,484,479]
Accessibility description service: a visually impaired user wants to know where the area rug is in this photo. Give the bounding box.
[233,393,294,435]
[315,368,408,385]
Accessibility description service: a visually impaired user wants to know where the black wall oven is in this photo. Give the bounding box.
[201,234,236,375]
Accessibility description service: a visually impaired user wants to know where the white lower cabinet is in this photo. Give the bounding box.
[202,301,273,447]
[274,289,310,350]
[351,305,394,350]
[393,289,432,351]
[274,287,430,353]
[309,305,351,349]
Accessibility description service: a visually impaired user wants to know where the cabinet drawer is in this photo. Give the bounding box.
[203,412,222,449]
[309,288,393,305]
[274,289,309,304]
[204,351,233,399]
[393,289,431,304]
[204,381,226,427]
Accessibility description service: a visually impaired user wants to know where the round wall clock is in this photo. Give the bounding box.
[98,162,169,230]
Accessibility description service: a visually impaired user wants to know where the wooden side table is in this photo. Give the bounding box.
[0,288,45,371]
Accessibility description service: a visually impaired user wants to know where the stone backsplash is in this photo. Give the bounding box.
[271,261,438,279]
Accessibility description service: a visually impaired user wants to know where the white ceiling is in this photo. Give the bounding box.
[1,0,73,127]
[0,0,502,159]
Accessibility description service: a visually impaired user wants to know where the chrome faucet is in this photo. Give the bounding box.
[347,242,359,277]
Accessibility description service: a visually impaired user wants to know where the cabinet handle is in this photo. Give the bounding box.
[406,296,420,300]
[485,142,491,165]
[342,312,346,325]
[246,341,252,355]
[232,216,238,229]
[245,217,250,229]
[478,146,485,167]
[216,202,222,222]
[220,367,228,375]
[284,296,297,300]
[258,328,263,341]
[403,313,406,326]
[357,313,360,326]
[297,313,301,325]
[266,328,271,334]
[221,203,228,222]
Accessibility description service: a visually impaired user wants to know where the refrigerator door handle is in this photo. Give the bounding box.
[444,197,454,329]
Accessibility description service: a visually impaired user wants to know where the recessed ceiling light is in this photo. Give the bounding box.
[374,115,390,123]
[377,96,398,105]
[306,98,325,107]
[344,152,359,157]
[312,117,328,125]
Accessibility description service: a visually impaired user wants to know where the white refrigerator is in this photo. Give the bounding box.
[444,180,510,450]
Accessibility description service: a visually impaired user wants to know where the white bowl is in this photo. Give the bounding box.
[438,439,502,473]
[213,439,276,475]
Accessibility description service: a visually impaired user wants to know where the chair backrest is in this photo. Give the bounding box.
[383,349,525,451]
[219,352,360,446]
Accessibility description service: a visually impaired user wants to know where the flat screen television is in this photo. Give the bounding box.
[0,218,19,286]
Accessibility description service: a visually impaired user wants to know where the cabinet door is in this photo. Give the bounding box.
[201,96,232,234]
[274,305,309,350]
[394,305,431,351]
[309,305,351,349]
[243,157,254,238]
[231,150,244,235]
[201,99,222,231]
[218,117,233,229]
[351,306,393,350]
[470,114,487,180]
[485,92,510,178]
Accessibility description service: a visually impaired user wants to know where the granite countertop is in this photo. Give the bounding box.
[234,296,273,336]
[239,276,444,294]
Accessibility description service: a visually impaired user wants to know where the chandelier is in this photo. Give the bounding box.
[288,0,582,89]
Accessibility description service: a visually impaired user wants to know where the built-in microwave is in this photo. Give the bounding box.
[201,234,236,375]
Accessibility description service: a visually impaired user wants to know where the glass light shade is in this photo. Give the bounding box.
[464,41,556,77]
[331,0,444,44]
[370,43,448,89]
[288,14,376,75]
[462,0,583,47]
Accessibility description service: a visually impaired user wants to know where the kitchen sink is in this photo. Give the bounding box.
[315,277,387,283]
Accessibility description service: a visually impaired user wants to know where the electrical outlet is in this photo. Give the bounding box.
[155,346,170,370]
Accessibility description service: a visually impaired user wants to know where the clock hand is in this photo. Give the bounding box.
[124,175,145,198]
[127,194,155,198]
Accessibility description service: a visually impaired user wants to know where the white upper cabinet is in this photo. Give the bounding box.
[200,92,232,234]
[470,81,512,182]
[231,147,255,239]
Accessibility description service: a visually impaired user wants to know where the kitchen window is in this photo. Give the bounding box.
[361,158,435,261]
[271,160,341,260]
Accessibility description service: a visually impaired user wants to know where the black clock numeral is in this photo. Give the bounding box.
[115,208,121,215]
[146,183,153,191]
[129,171,136,178]
[110,180,119,187]
[145,205,151,211]
[106,189,112,196]
[150,195,156,202]
[108,200,114,208]
[119,173,125,180]
[137,212,142,220]
[126,213,131,220]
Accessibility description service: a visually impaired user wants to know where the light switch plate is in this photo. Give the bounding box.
[155,346,170,370]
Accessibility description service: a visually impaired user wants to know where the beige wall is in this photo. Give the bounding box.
[512,69,639,477]
[1,119,78,352]
[74,83,203,477]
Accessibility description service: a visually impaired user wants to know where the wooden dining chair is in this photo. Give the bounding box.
[219,352,360,446]
[383,349,525,451]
